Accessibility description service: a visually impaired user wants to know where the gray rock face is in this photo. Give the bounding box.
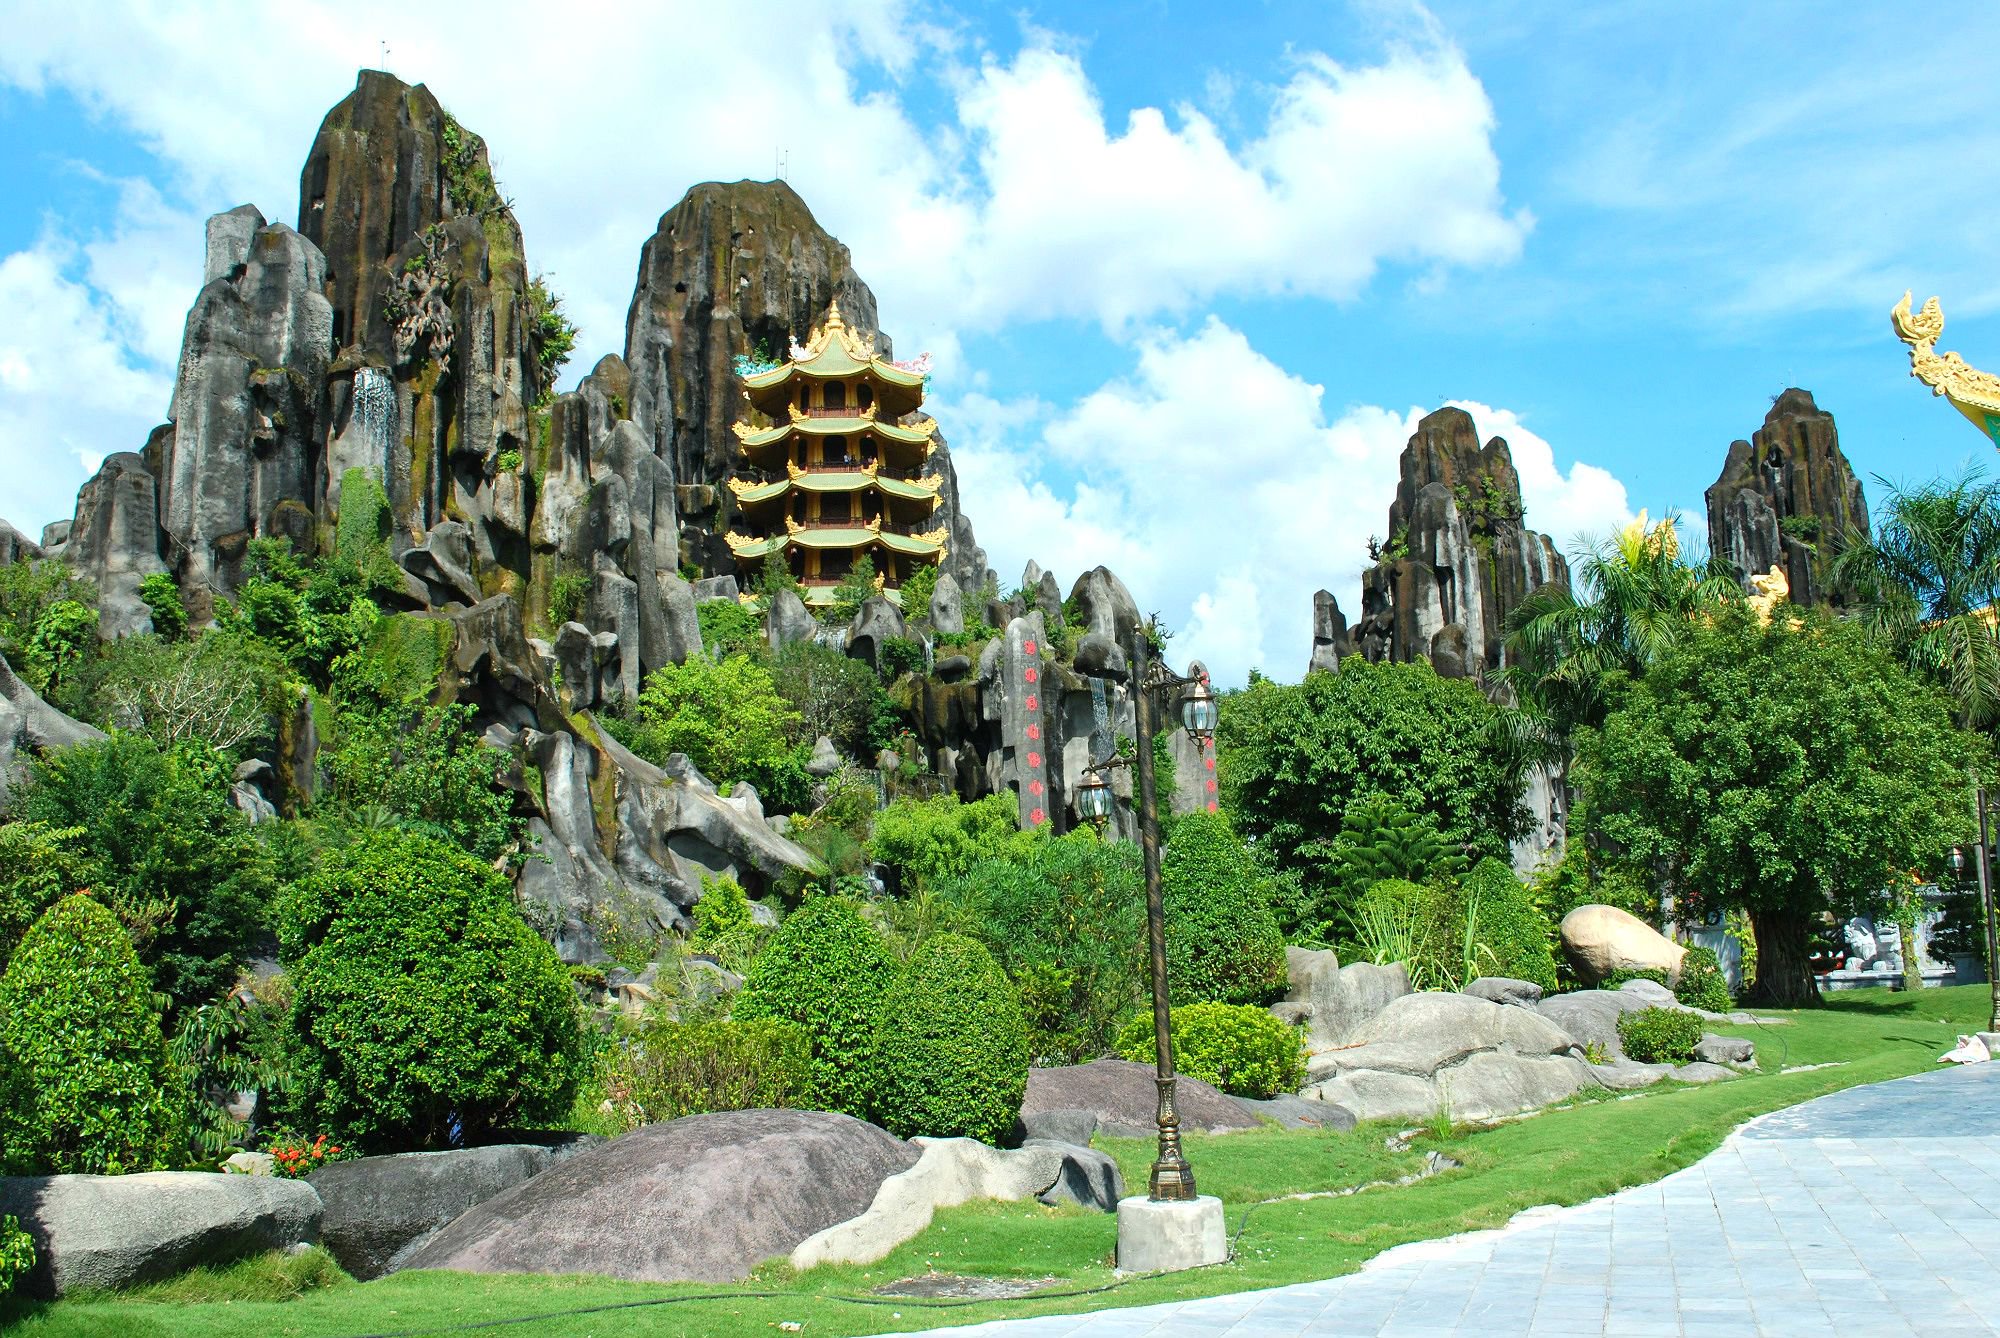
[848,596,908,670]
[766,589,815,651]
[1355,407,1569,678]
[311,1142,581,1280]
[39,520,71,553]
[806,735,842,777]
[930,571,964,634]
[1235,1093,1358,1131]
[1073,632,1128,680]
[0,650,106,815]
[0,1171,321,1298]
[1534,988,1653,1058]
[1279,947,1412,1051]
[1020,1060,1260,1140]
[1695,1034,1756,1067]
[1303,992,1594,1123]
[1024,1140,1124,1211]
[1705,389,1869,607]
[1309,589,1350,675]
[0,521,41,565]
[400,1110,919,1283]
[400,521,482,608]
[692,575,739,602]
[159,206,333,611]
[64,450,168,637]
[1069,566,1142,662]
[1465,977,1546,1008]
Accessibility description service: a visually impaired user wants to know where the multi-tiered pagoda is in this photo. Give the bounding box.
[725,304,947,606]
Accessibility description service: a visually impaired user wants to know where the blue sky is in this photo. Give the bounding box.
[2,1,1997,685]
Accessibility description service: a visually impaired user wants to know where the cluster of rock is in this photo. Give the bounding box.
[1704,389,1869,606]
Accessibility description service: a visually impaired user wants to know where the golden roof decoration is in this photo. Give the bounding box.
[866,516,884,535]
[784,517,802,536]
[731,421,758,441]
[912,473,942,495]
[917,524,950,546]
[906,416,938,437]
[786,460,804,482]
[724,531,763,555]
[1893,291,2000,445]
[726,476,764,499]
[792,299,877,364]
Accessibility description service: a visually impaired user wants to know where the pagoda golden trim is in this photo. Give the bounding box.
[1892,291,2000,448]
[724,302,946,605]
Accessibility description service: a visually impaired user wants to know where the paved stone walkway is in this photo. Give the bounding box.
[912,1063,2000,1338]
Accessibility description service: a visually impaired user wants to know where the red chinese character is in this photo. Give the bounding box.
[1027,751,1043,768]
[1206,779,1217,792]
[1205,756,1216,771]
[1024,666,1039,684]
[1206,800,1219,813]
[1025,695,1038,711]
[1024,640,1038,655]
[1030,807,1046,825]
[1029,779,1044,796]
[1027,723,1041,740]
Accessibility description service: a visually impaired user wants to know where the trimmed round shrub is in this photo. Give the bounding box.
[1116,1002,1306,1099]
[0,894,188,1174]
[279,830,587,1151]
[1674,945,1733,1012]
[1617,1006,1706,1064]
[1162,811,1287,1006]
[870,933,1029,1143]
[732,897,897,1118]
[1460,858,1560,992]
[606,1017,812,1131]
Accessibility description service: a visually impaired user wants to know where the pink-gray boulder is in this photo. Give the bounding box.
[1018,1059,1261,1141]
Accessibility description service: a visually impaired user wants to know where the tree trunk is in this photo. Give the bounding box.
[1897,920,1923,993]
[1746,907,1823,1008]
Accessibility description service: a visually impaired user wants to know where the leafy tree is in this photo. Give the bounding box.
[1829,467,2000,727]
[828,554,879,624]
[1328,797,1468,904]
[697,599,766,661]
[1160,811,1287,1005]
[138,572,188,641]
[869,933,1029,1143]
[630,653,805,801]
[1456,857,1560,992]
[1219,659,1528,926]
[321,701,524,863]
[0,894,189,1174]
[279,829,586,1150]
[869,793,1024,895]
[1498,511,1739,742]
[756,551,804,602]
[732,897,898,1117]
[0,558,96,696]
[0,821,94,972]
[224,538,399,685]
[899,563,939,621]
[26,599,97,702]
[943,829,1145,1063]
[98,630,284,755]
[770,640,897,759]
[1575,607,1978,1006]
[20,734,268,1018]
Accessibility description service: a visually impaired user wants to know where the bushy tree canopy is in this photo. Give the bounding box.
[870,933,1029,1143]
[1160,811,1287,1006]
[732,897,898,1117]
[629,653,806,804]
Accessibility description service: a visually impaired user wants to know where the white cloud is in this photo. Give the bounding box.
[940,323,1633,688]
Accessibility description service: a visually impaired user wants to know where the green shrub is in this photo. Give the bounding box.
[1459,858,1560,992]
[688,874,762,970]
[731,898,896,1117]
[827,555,879,624]
[549,569,591,626]
[631,654,805,802]
[1161,811,1288,1006]
[0,894,189,1174]
[870,934,1028,1143]
[0,1214,33,1299]
[1115,1002,1306,1099]
[1605,967,1671,989]
[770,641,898,760]
[279,830,587,1150]
[319,701,523,862]
[1674,945,1733,1012]
[138,572,188,641]
[0,821,93,972]
[697,599,765,660]
[1342,877,1452,988]
[1617,1006,1705,1063]
[604,1017,812,1131]
[879,637,928,679]
[943,829,1144,1063]
[870,793,1024,895]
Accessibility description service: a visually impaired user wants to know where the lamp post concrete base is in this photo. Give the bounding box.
[1115,1194,1227,1273]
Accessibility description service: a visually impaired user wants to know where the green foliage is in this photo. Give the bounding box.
[770,640,897,760]
[0,894,188,1175]
[1328,797,1468,910]
[138,572,188,641]
[26,598,97,698]
[97,629,285,755]
[266,1131,358,1179]
[334,470,390,564]
[943,829,1144,1063]
[170,974,296,1162]
[1344,878,1458,990]
[0,821,93,973]
[525,274,579,398]
[101,1244,349,1304]
[756,551,804,602]
[333,611,453,709]
[1675,945,1733,1012]
[828,554,879,624]
[0,1214,33,1300]
[226,538,400,686]
[549,569,591,626]
[732,898,897,1117]
[899,563,939,620]
[688,874,763,971]
[21,734,267,1016]
[600,1016,813,1131]
[879,636,928,679]
[1161,811,1287,1005]
[321,701,523,863]
[278,829,586,1151]
[1576,607,1980,1005]
[697,599,765,660]
[630,654,806,806]
[1527,839,1657,924]
[869,793,1023,896]
[869,933,1029,1143]
[439,112,501,216]
[1220,662,1525,933]
[0,560,99,707]
[1459,858,1560,992]
[1604,967,1670,989]
[1616,1006,1705,1064]
[1115,1003,1306,1099]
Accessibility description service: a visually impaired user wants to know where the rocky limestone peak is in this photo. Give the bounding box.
[1704,388,1868,607]
[1356,406,1568,680]
[622,179,992,593]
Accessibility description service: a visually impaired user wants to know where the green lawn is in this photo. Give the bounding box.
[6,985,1987,1338]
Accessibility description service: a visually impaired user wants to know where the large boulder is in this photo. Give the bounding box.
[1560,905,1687,985]
[1302,992,1595,1123]
[1535,988,1654,1059]
[847,596,907,670]
[0,650,106,815]
[1068,566,1142,662]
[1464,977,1545,1008]
[399,1110,919,1282]
[1018,1060,1260,1141]
[1277,947,1412,1051]
[308,1142,589,1280]
[0,520,40,565]
[0,1171,321,1298]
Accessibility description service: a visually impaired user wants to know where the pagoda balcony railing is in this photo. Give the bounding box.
[797,518,871,530]
[799,462,871,474]
[803,405,871,418]
[881,520,941,537]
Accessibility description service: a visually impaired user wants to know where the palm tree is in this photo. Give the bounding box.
[1496,510,1741,739]
[1829,467,2000,730]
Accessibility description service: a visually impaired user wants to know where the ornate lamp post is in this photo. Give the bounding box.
[1077,621,1216,1202]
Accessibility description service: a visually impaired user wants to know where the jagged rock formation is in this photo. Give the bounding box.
[1356,408,1568,680]
[1307,589,1350,675]
[1704,389,1868,606]
[0,650,105,814]
[621,181,992,594]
